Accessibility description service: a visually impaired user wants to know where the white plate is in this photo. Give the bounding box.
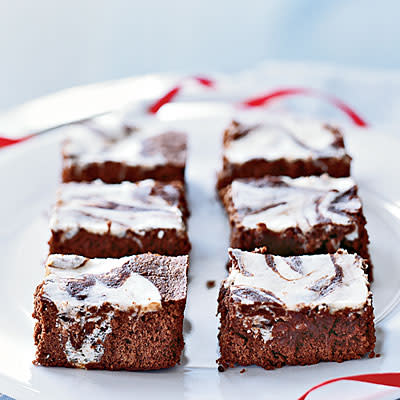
[1,102,400,400]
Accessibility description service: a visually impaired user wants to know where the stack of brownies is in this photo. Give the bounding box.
[216,116,376,370]
[33,114,191,370]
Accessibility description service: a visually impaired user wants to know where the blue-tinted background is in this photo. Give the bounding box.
[0,0,398,110]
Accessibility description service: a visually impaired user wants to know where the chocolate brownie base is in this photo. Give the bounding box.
[218,290,375,369]
[217,156,351,190]
[49,228,191,258]
[34,291,185,370]
[33,253,188,370]
[63,162,185,184]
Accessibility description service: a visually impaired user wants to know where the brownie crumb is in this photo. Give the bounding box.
[183,319,192,334]
[218,365,225,372]
[376,353,381,358]
[206,280,216,289]
[240,368,246,373]
[253,247,268,254]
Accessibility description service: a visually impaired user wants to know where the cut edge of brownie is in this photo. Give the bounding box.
[217,156,352,191]
[33,292,187,370]
[49,227,191,258]
[63,161,186,185]
[217,288,375,370]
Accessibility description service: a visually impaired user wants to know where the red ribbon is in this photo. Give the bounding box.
[0,134,33,148]
[147,86,181,114]
[148,82,368,128]
[147,76,215,114]
[240,87,368,127]
[0,77,369,149]
[298,373,400,400]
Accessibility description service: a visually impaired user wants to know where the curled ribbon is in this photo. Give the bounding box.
[0,76,368,149]
[147,76,215,114]
[240,87,368,127]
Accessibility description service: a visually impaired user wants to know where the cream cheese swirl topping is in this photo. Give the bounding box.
[226,249,369,312]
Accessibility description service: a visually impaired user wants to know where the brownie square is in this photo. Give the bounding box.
[218,248,375,370]
[62,114,187,184]
[49,179,191,258]
[220,174,372,279]
[217,117,351,190]
[33,253,188,370]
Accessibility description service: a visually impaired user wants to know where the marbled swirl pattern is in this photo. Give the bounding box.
[224,116,346,163]
[63,114,186,168]
[226,248,369,311]
[50,179,186,238]
[231,174,361,234]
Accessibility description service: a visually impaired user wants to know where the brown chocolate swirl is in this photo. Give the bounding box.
[308,254,344,297]
[232,287,283,305]
[230,175,361,235]
[225,249,369,312]
[50,180,187,238]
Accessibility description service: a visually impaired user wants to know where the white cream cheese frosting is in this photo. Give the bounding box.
[224,116,347,163]
[44,254,162,313]
[226,248,370,312]
[50,179,186,239]
[63,116,186,168]
[230,174,361,234]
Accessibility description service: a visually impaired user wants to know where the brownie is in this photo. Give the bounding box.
[33,253,188,370]
[217,117,351,190]
[220,174,372,280]
[218,248,375,370]
[62,114,187,184]
[48,179,191,258]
